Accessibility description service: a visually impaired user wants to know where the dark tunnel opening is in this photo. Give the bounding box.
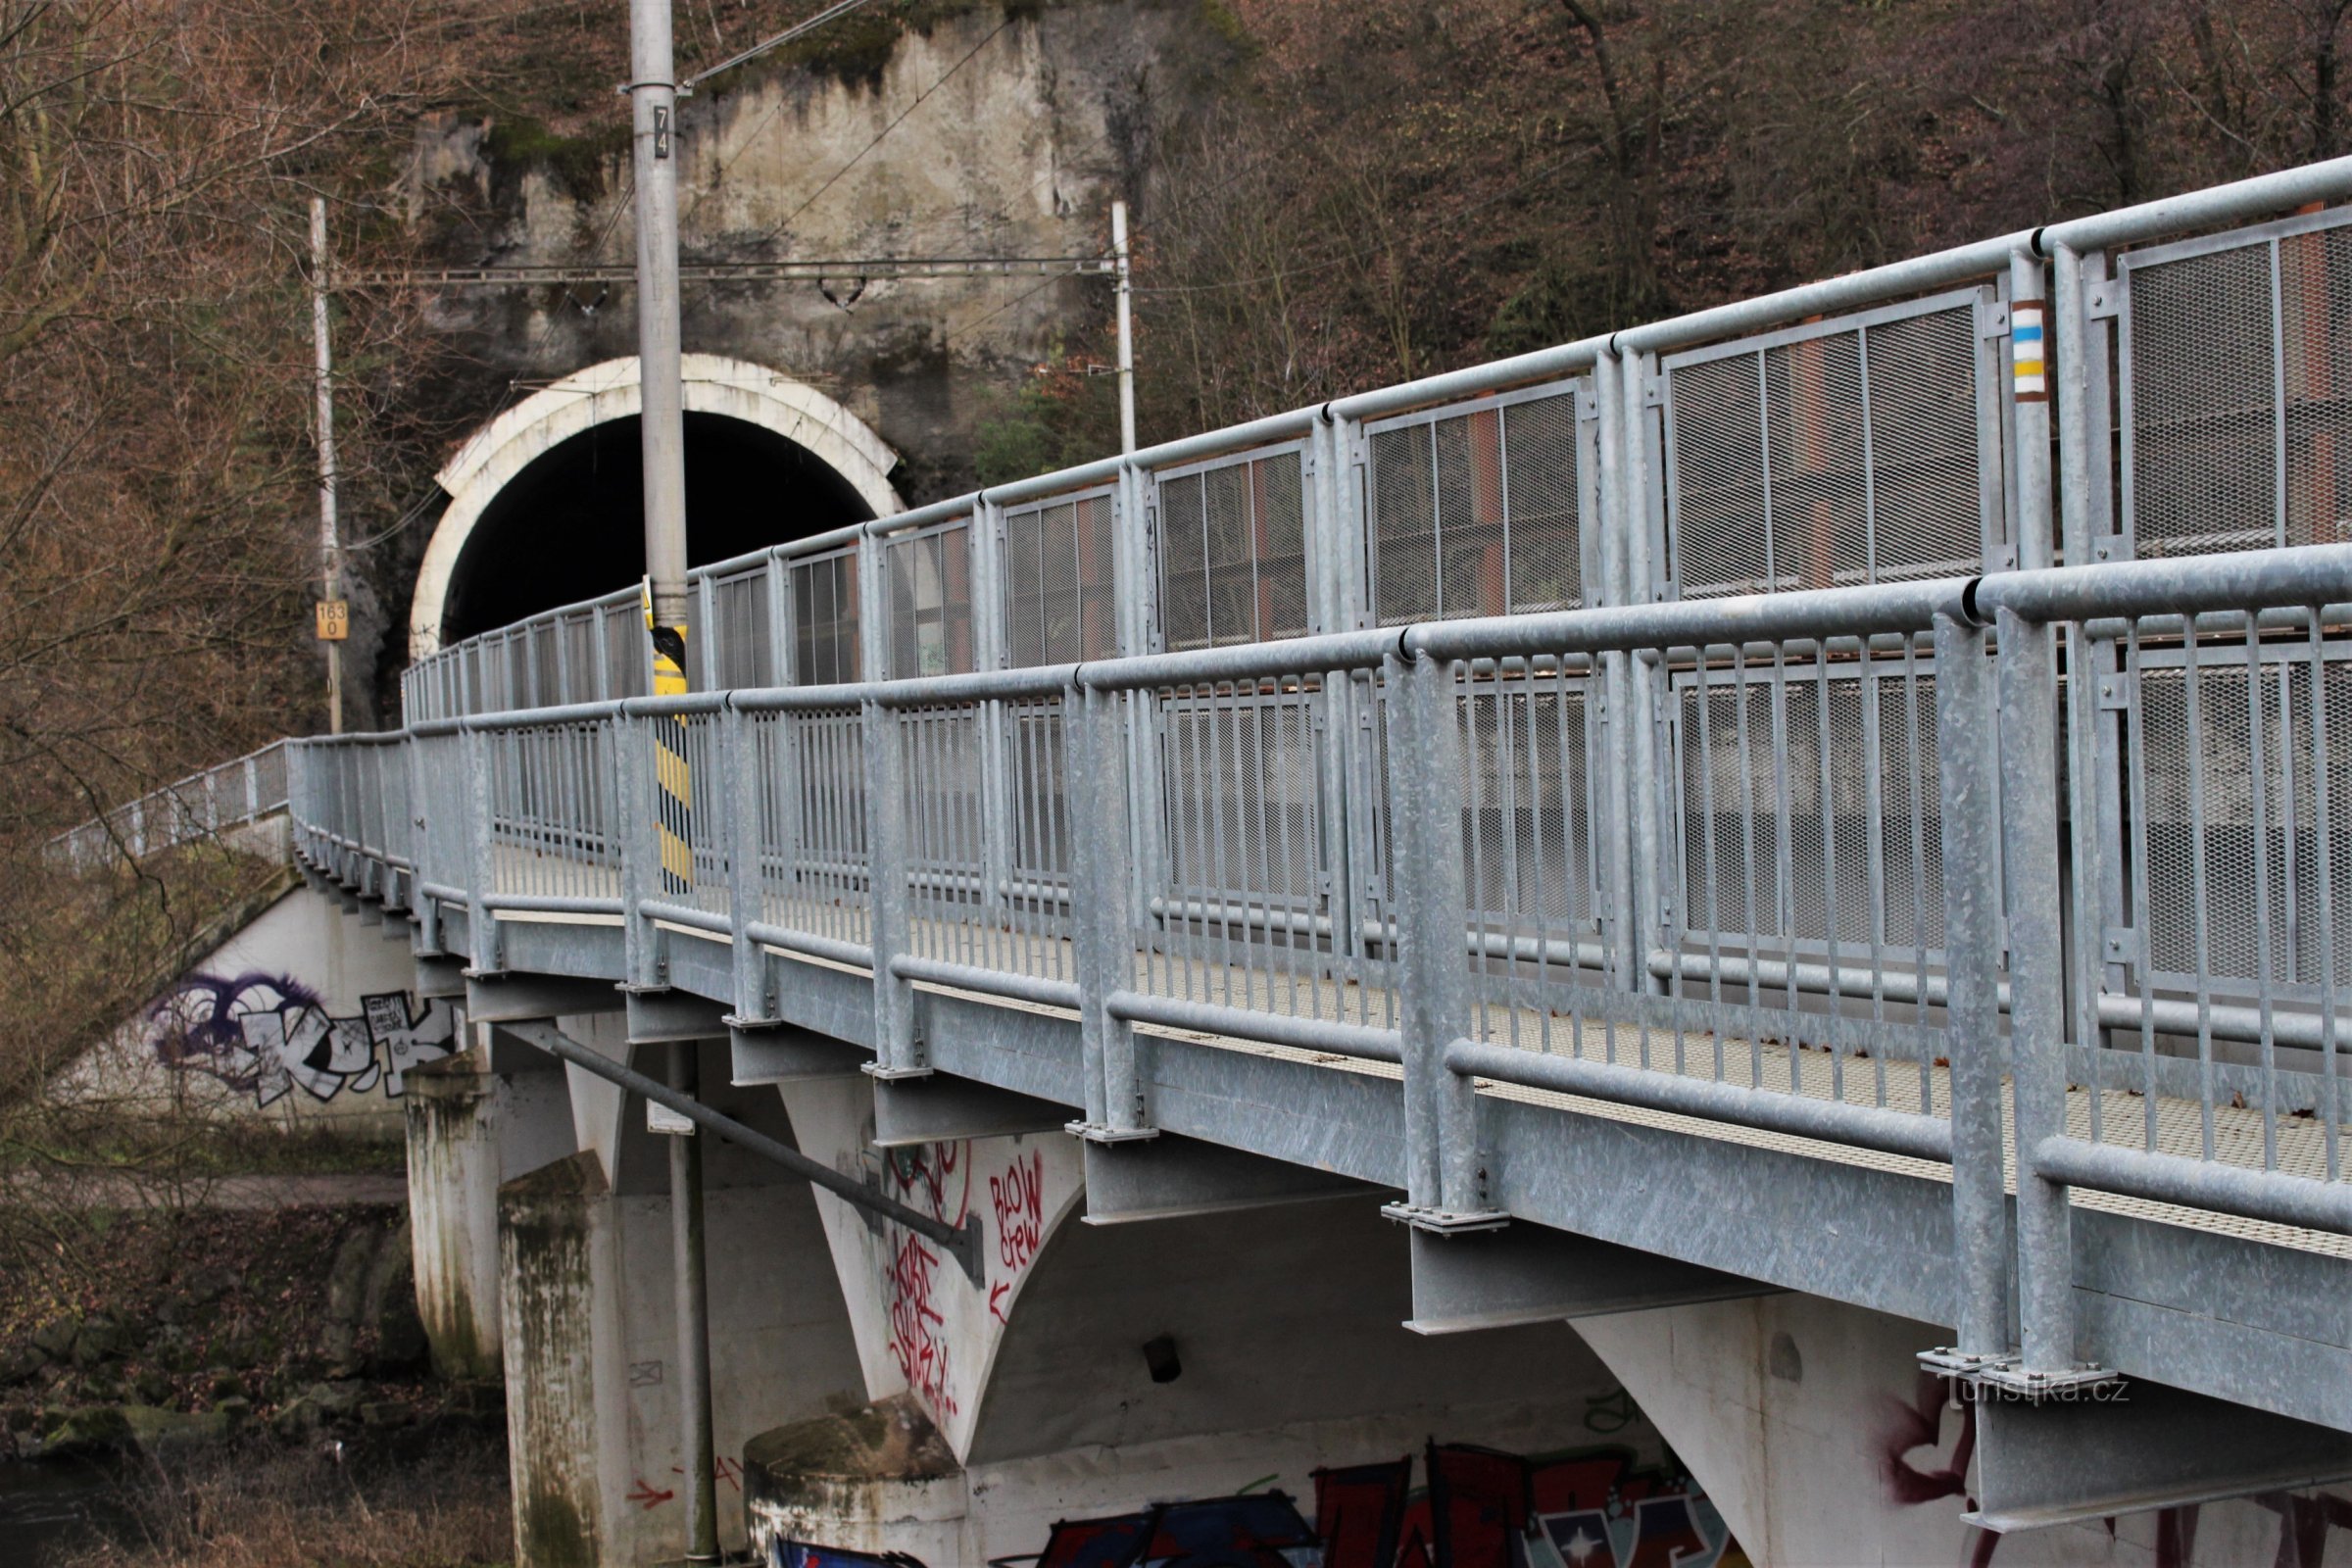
[437,412,874,644]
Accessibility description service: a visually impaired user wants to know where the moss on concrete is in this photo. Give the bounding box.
[742,1394,956,1508]
[481,114,631,204]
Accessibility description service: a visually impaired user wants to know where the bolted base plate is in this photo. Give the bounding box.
[1917,1346,2013,1380]
[1381,1200,1511,1235]
[1065,1120,1161,1145]
[1957,1354,2125,1401]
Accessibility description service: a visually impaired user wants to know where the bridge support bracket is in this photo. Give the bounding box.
[726,1022,868,1085]
[1402,1223,1772,1334]
[1065,1120,1161,1146]
[463,973,628,1023]
[1965,1376,2352,1533]
[1380,1200,1510,1235]
[413,955,467,1001]
[870,1073,1073,1149]
[1080,1132,1374,1225]
[624,987,730,1043]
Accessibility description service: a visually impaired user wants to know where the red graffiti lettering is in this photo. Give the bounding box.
[989,1280,1011,1323]
[626,1479,675,1510]
[668,1456,745,1495]
[887,1231,956,1417]
[990,1150,1046,1275]
[885,1139,969,1225]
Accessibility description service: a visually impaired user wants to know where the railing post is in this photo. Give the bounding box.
[696,570,719,692]
[863,698,922,1076]
[617,712,663,990]
[1620,351,1670,989]
[1991,601,2112,1391]
[1592,351,1641,992]
[1926,610,2012,1371]
[1381,648,1499,1227]
[974,496,1013,922]
[1067,680,1147,1140]
[463,725,501,975]
[590,604,612,705]
[724,703,772,1026]
[1986,252,2114,1395]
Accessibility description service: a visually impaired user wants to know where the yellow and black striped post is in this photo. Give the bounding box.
[647,585,694,897]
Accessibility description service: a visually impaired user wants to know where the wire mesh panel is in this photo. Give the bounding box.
[1661,287,2002,597]
[2120,209,2352,559]
[1364,381,1592,626]
[1446,631,1955,1120]
[1139,677,1383,1028]
[484,722,619,906]
[712,564,778,690]
[562,612,598,704]
[887,522,975,679]
[1004,697,1073,889]
[1458,665,1602,939]
[374,743,414,875]
[760,707,870,950]
[601,598,648,701]
[2107,622,2352,998]
[1004,490,1117,666]
[412,729,470,899]
[793,548,861,686]
[2078,611,2352,1189]
[1674,650,1945,961]
[898,702,1075,980]
[529,619,562,708]
[1154,448,1308,652]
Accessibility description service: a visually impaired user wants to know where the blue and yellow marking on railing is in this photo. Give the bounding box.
[2011,301,2046,404]
[647,585,694,897]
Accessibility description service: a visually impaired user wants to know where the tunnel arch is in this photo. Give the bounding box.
[411,354,903,658]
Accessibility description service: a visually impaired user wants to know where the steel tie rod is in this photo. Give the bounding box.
[500,1018,985,1282]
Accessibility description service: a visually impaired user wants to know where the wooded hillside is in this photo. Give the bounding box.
[6,0,2350,840]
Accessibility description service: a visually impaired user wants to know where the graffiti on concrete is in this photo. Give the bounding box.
[769,1545,930,1568]
[991,1149,1045,1274]
[761,1435,1740,1568]
[1877,1374,2352,1568]
[879,1142,967,1420]
[146,971,455,1106]
[888,1231,955,1418]
[772,1439,1742,1567]
[1325,1442,1743,1568]
[1033,1491,1319,1566]
[869,1139,1064,1428]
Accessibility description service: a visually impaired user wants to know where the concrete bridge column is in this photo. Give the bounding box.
[1578,1294,2352,1567]
[404,1035,574,1381]
[493,1029,867,1568]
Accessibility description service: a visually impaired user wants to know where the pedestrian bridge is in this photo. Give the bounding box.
[283,160,2352,1544]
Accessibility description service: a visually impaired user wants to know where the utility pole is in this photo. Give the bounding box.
[626,1,713,1561]
[1112,199,1136,454]
[630,0,692,696]
[310,197,345,734]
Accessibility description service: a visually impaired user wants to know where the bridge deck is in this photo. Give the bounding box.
[494,873,2352,1262]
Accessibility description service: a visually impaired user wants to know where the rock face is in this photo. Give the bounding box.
[404,2,1221,485]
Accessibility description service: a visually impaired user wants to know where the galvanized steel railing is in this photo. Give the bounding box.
[46,740,292,869]
[302,160,2352,1396]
